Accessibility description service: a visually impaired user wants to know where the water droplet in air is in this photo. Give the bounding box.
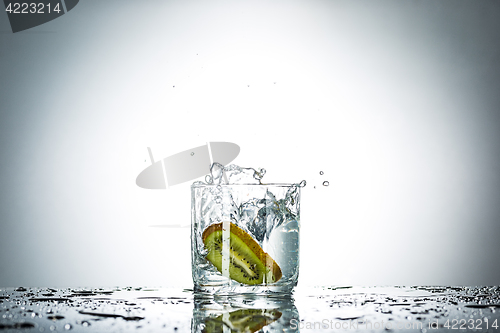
[320,171,324,175]
[323,181,329,186]
[205,175,212,184]
[253,168,266,181]
[299,180,306,188]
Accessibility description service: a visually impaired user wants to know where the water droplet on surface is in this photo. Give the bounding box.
[323,181,329,186]
[47,315,64,321]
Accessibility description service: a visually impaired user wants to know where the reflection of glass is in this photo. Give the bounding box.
[191,184,300,295]
[202,309,281,333]
[191,294,299,333]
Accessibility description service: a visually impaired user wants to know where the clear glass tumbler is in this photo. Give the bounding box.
[191,183,300,295]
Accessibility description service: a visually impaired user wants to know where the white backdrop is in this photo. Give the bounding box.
[1,0,500,288]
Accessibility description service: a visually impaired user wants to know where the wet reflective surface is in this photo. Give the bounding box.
[1,286,499,332]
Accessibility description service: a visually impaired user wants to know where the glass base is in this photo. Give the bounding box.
[194,282,296,296]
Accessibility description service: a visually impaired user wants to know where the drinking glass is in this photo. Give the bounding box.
[191,183,300,295]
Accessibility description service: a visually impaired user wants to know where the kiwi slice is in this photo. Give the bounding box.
[202,222,282,285]
[203,308,282,333]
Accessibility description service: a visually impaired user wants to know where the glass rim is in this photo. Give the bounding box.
[191,182,301,188]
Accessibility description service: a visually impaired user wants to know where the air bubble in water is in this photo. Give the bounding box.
[64,324,72,330]
[323,181,329,186]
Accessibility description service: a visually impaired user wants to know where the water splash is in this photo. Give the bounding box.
[208,163,265,185]
[200,163,301,187]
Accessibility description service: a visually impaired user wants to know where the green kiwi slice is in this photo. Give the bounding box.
[202,222,282,285]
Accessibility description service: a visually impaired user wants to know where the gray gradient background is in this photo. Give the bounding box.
[1,0,500,288]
